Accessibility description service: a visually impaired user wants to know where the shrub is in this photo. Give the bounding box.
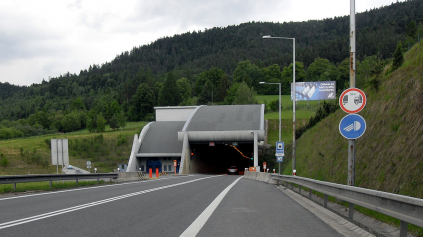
[0,153,9,167]
[117,134,127,146]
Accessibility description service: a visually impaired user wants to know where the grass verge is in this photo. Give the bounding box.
[0,180,107,194]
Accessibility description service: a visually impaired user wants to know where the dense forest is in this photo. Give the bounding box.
[1,0,423,139]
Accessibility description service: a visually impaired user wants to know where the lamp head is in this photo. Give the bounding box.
[262,35,272,39]
[259,82,266,84]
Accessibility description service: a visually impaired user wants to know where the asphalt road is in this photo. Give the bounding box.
[0,175,342,236]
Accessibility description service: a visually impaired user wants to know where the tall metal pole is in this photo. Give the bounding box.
[279,83,281,174]
[348,0,356,220]
[348,0,356,187]
[292,38,296,175]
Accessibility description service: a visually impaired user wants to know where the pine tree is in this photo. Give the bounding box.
[158,72,181,106]
[392,42,404,70]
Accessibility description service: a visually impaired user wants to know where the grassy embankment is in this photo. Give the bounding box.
[256,95,328,146]
[277,41,423,235]
[0,121,147,176]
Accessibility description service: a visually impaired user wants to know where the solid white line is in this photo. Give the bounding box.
[179,177,242,237]
[0,175,218,230]
[0,175,194,201]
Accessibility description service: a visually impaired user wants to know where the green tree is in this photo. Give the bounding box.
[153,82,163,102]
[233,82,258,105]
[86,117,96,133]
[199,80,214,105]
[215,74,231,103]
[224,83,240,105]
[117,110,127,131]
[233,60,262,87]
[406,20,417,38]
[130,83,156,121]
[392,42,404,70]
[96,113,106,133]
[158,72,181,106]
[109,114,119,130]
[176,77,192,101]
[260,64,282,95]
[70,97,86,111]
[336,58,351,92]
[107,100,121,122]
[61,111,81,132]
[306,58,336,82]
[281,61,306,83]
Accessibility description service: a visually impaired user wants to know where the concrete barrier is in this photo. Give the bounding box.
[115,172,147,182]
[244,171,274,184]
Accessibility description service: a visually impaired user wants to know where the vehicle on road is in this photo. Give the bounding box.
[227,166,238,175]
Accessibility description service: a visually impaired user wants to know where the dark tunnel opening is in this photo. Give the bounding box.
[190,142,254,174]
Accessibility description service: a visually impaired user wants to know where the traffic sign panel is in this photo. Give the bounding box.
[276,142,284,156]
[339,114,366,139]
[276,156,283,162]
[339,88,366,113]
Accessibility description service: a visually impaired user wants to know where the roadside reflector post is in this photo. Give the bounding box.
[174,160,177,175]
[273,169,275,173]
[149,168,152,178]
[156,168,159,178]
[293,169,296,176]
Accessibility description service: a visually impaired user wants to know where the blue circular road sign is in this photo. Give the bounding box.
[339,114,366,139]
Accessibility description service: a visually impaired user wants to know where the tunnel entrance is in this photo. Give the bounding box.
[190,142,254,174]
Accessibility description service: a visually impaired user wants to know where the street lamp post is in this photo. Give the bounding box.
[259,81,281,174]
[263,35,296,175]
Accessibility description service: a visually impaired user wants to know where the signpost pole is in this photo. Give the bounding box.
[349,0,356,187]
[348,0,356,220]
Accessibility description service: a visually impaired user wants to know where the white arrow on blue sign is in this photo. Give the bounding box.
[277,156,283,162]
[339,114,366,139]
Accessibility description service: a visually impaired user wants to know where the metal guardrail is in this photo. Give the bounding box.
[0,173,118,189]
[271,174,423,237]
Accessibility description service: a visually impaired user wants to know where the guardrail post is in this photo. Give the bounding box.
[324,194,328,208]
[349,203,354,220]
[49,181,52,188]
[299,185,302,195]
[400,221,408,237]
[13,183,16,190]
[290,183,293,190]
[309,189,313,200]
[76,179,78,186]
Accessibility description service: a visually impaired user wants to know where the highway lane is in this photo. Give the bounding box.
[197,178,342,237]
[0,175,343,236]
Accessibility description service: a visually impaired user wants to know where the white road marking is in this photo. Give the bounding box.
[0,175,217,230]
[0,175,194,201]
[180,176,242,237]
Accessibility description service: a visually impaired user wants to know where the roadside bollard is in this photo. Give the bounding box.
[156,168,159,178]
[149,168,152,178]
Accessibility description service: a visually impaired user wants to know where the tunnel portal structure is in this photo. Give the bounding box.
[127,104,265,174]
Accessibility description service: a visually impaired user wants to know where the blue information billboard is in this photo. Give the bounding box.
[291,81,336,101]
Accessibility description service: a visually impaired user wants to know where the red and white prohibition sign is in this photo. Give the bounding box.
[339,88,366,114]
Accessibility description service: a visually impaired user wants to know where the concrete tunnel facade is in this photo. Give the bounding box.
[126,104,265,174]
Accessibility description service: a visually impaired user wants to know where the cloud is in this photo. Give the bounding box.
[0,0,404,86]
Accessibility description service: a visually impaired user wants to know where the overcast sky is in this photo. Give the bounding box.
[0,0,402,86]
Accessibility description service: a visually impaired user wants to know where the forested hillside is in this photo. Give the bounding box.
[0,0,422,140]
